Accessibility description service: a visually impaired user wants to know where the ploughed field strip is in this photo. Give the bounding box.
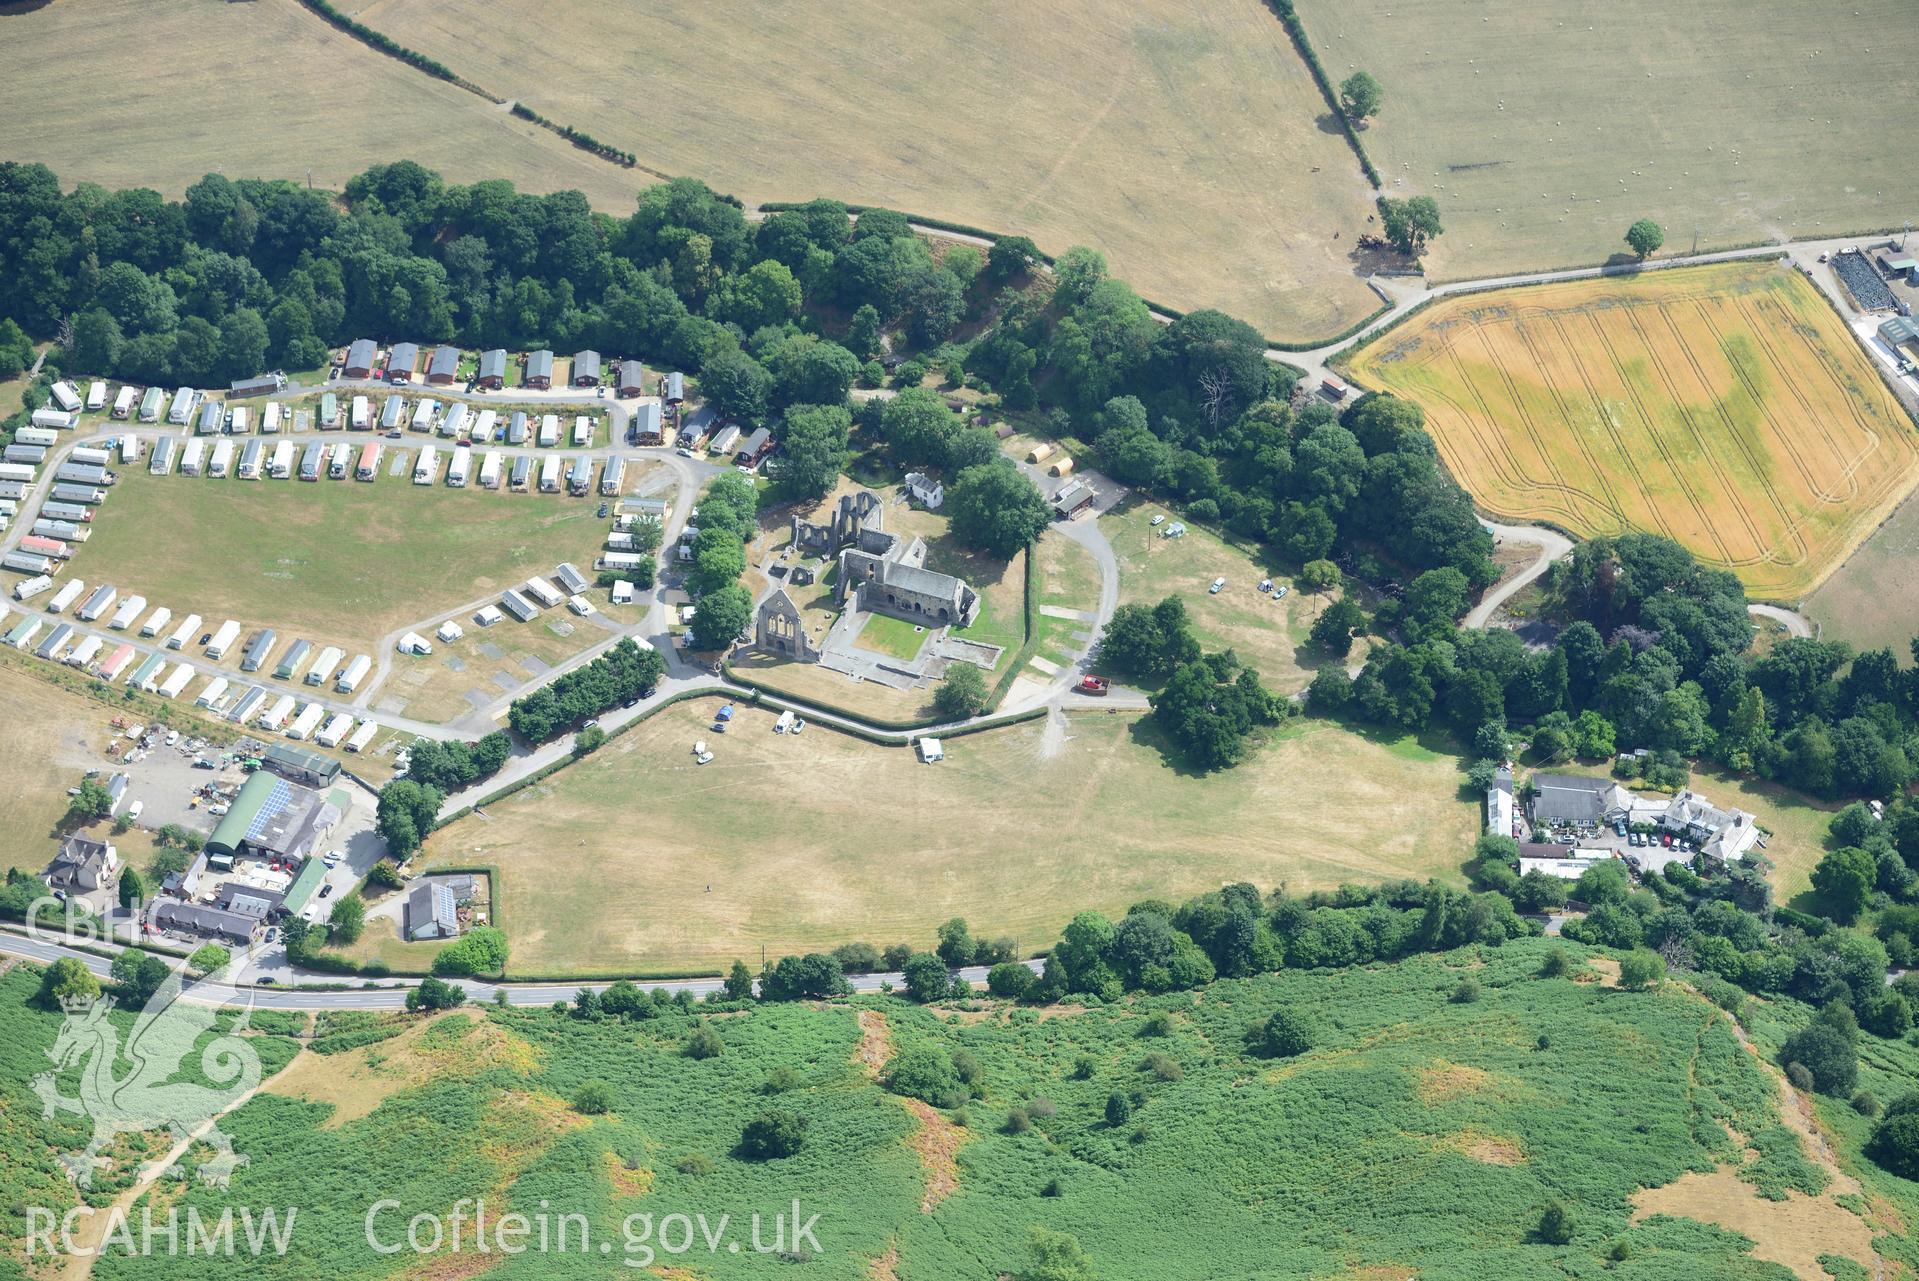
[1346,262,1918,599]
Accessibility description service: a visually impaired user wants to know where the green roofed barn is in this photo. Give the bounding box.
[204,771,340,863]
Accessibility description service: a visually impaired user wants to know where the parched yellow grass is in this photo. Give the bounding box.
[421,700,1475,975]
[0,0,642,211]
[266,1015,539,1127]
[337,0,1382,340]
[1346,262,1919,599]
[1632,1164,1876,1280]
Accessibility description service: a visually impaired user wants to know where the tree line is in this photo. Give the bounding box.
[506,637,665,743]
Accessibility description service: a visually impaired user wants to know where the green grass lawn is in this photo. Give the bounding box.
[63,468,616,657]
[855,612,930,661]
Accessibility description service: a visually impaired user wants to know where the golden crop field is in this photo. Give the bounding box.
[1344,261,1919,600]
[335,0,1382,341]
[0,0,642,211]
[1295,0,1919,281]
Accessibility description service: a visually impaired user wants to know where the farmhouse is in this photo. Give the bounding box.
[44,835,117,895]
[204,771,339,864]
[344,339,378,379]
[525,349,555,389]
[427,344,461,385]
[571,349,602,386]
[904,472,944,509]
[404,881,460,941]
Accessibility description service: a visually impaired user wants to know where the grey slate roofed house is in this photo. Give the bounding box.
[344,339,377,378]
[45,836,116,892]
[386,342,419,382]
[616,360,646,395]
[571,350,602,386]
[1529,773,1634,826]
[477,349,508,388]
[427,345,461,384]
[525,350,555,388]
[405,881,460,940]
[152,900,260,945]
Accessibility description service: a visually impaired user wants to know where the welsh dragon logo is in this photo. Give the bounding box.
[32,961,262,1188]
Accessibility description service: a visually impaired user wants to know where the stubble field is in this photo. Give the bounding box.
[1295,0,1919,280]
[1344,261,1919,600]
[335,0,1382,340]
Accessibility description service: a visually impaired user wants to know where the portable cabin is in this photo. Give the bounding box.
[228,686,266,725]
[139,606,171,638]
[30,408,76,431]
[286,703,326,740]
[538,414,560,447]
[314,712,354,748]
[13,574,53,602]
[599,456,626,495]
[195,676,230,708]
[118,434,142,464]
[49,381,82,412]
[617,360,646,397]
[256,695,295,732]
[344,338,377,379]
[538,455,562,493]
[269,440,295,479]
[205,619,242,660]
[77,584,118,622]
[473,409,497,442]
[107,595,146,631]
[157,664,194,700]
[98,643,134,679]
[237,438,264,479]
[525,349,555,389]
[166,613,202,649]
[379,395,404,431]
[478,450,503,489]
[356,442,382,480]
[207,439,234,477]
[30,522,82,546]
[522,577,564,609]
[36,623,75,661]
[736,427,774,466]
[299,441,325,481]
[334,653,372,693]
[319,392,340,428]
[112,386,137,419]
[499,590,538,622]
[427,344,461,385]
[179,438,205,476]
[632,400,663,443]
[572,416,592,447]
[5,616,41,650]
[567,455,592,495]
[274,638,314,681]
[240,628,278,673]
[306,646,344,686]
[345,720,379,752]
[442,403,469,440]
[509,456,532,491]
[329,442,352,479]
[507,411,528,445]
[227,405,249,435]
[0,463,34,485]
[554,563,589,595]
[85,381,106,410]
[446,445,472,488]
[386,341,419,383]
[195,400,223,435]
[350,395,371,430]
[413,445,440,485]
[664,372,685,404]
[167,386,199,425]
[230,375,282,399]
[66,634,104,669]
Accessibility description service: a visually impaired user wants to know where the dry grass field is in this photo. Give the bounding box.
[62,467,617,659]
[1805,483,1919,656]
[0,0,641,210]
[1295,0,1919,281]
[417,700,1475,975]
[335,0,1381,340]
[1344,261,1919,600]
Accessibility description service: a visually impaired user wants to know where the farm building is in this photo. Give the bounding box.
[509,456,533,490]
[600,456,625,495]
[305,646,345,686]
[427,345,461,385]
[632,400,663,443]
[334,654,372,693]
[554,563,589,595]
[405,881,461,941]
[572,350,602,386]
[356,443,382,480]
[350,395,372,430]
[508,411,529,446]
[48,381,81,412]
[204,770,339,863]
[195,401,223,435]
[477,349,508,389]
[499,589,538,621]
[167,386,199,425]
[165,614,201,649]
[112,386,137,419]
[240,628,279,673]
[525,349,555,389]
[414,446,440,485]
[617,360,646,396]
[345,720,379,753]
[300,441,325,481]
[274,638,314,681]
[478,451,503,489]
[207,440,234,478]
[205,619,242,660]
[664,372,685,404]
[387,342,419,383]
[107,595,146,630]
[447,445,472,487]
[138,387,166,422]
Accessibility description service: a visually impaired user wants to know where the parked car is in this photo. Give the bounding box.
[1149,513,1165,526]
[1208,577,1226,594]
[677,447,695,458]
[320,884,334,899]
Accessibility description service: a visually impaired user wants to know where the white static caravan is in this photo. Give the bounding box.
[118,434,142,464]
[345,720,379,753]
[31,407,77,431]
[472,604,504,627]
[413,446,440,485]
[48,380,82,412]
[207,439,234,477]
[157,664,195,700]
[334,653,372,693]
[350,395,372,430]
[140,606,172,638]
[262,403,283,434]
[328,442,352,479]
[228,687,267,726]
[227,405,250,435]
[415,400,440,434]
[538,455,562,492]
[269,440,295,479]
[306,645,344,686]
[195,676,230,708]
[446,445,472,488]
[522,577,564,609]
[112,386,137,419]
[14,426,57,448]
[538,414,560,447]
[65,634,102,669]
[107,595,147,630]
[179,438,206,476]
[572,416,591,447]
[285,702,326,741]
[205,619,242,660]
[478,450,503,489]
[237,438,264,479]
[256,694,296,732]
[167,386,198,425]
[473,409,497,442]
[395,631,432,656]
[85,381,107,410]
[314,712,354,748]
[149,436,176,476]
[0,464,36,484]
[69,447,112,467]
[76,585,117,622]
[442,403,470,441]
[13,575,52,602]
[166,613,202,649]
